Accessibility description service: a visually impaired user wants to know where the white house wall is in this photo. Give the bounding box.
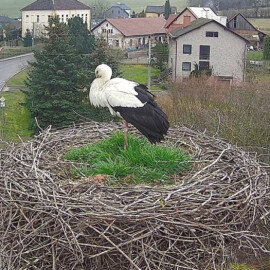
[169,22,247,81]
[22,9,91,37]
[92,21,124,48]
[92,22,166,50]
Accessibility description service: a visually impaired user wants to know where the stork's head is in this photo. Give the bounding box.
[95,64,112,82]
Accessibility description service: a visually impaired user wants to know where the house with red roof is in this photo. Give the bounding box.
[165,6,227,33]
[91,17,166,50]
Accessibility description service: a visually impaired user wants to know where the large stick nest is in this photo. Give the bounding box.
[0,122,269,270]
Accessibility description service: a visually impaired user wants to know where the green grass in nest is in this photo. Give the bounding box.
[65,132,190,185]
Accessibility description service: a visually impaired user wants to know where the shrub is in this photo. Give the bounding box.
[263,36,270,60]
[157,77,270,162]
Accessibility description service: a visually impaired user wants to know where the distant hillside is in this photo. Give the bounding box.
[0,0,188,18]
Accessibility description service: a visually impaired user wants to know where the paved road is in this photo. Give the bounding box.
[0,53,35,91]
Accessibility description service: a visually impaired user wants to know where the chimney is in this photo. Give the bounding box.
[183,16,191,27]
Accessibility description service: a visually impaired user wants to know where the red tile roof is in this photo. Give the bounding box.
[164,14,177,28]
[106,17,166,37]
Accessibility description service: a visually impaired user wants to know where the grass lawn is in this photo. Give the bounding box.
[65,132,190,185]
[248,18,270,34]
[0,90,33,142]
[121,64,162,90]
[247,50,263,61]
[0,47,33,60]
[7,69,28,87]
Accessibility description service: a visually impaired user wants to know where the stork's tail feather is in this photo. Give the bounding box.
[113,104,169,144]
[133,109,169,144]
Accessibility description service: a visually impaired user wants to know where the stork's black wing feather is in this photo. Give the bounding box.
[112,85,169,144]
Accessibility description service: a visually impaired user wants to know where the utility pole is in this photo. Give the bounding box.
[32,22,35,47]
[147,35,151,91]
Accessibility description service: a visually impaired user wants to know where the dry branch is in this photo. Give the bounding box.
[0,121,269,270]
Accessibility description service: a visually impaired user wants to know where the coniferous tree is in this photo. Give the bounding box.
[152,43,169,72]
[164,0,171,19]
[25,16,85,130]
[67,16,94,54]
[138,9,146,18]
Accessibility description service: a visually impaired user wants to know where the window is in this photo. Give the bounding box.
[61,14,64,22]
[183,44,192,54]
[26,15,29,18]
[116,40,119,47]
[129,39,133,46]
[233,17,237,28]
[37,15,40,22]
[66,14,68,18]
[199,61,210,71]
[200,45,210,60]
[206,31,218,37]
[182,62,191,71]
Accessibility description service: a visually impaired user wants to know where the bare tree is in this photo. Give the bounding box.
[93,0,109,20]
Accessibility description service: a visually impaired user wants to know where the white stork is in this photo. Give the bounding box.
[89,64,169,149]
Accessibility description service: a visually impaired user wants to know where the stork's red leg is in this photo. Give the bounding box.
[124,121,128,150]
